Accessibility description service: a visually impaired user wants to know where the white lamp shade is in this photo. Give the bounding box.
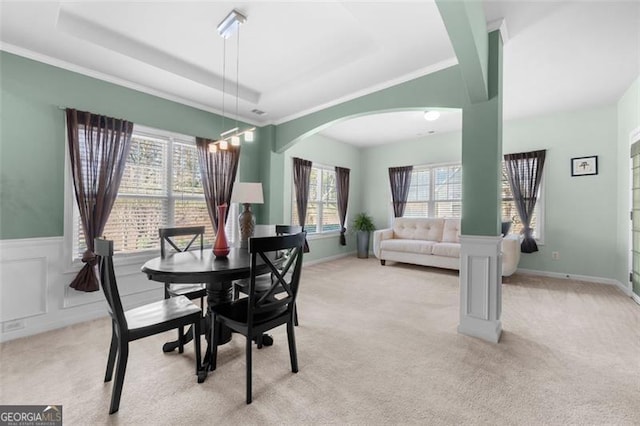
[231,182,264,204]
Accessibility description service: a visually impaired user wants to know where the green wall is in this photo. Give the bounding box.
[361,128,462,229]
[358,104,619,280]
[0,51,261,239]
[616,76,640,291]
[282,133,362,262]
[1,50,633,283]
[273,65,469,153]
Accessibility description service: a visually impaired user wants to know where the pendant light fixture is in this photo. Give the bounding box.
[209,9,255,153]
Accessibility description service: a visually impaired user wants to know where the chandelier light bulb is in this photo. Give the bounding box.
[424,110,441,121]
[219,140,229,150]
[230,135,240,146]
[244,130,254,142]
[208,143,218,153]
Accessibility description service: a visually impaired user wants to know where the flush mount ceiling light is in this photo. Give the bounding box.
[209,9,255,154]
[424,110,441,121]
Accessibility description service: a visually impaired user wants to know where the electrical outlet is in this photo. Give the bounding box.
[552,251,560,260]
[2,319,25,333]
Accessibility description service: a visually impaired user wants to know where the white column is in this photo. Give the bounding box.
[458,235,502,343]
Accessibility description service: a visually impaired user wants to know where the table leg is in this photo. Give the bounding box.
[198,280,233,382]
[162,325,195,353]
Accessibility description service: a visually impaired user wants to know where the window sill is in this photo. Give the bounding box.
[306,231,341,241]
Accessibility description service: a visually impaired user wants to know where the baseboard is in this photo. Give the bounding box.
[516,268,632,297]
[632,293,640,306]
[0,287,161,343]
[303,251,355,267]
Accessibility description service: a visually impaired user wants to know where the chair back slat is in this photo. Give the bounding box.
[95,238,127,330]
[159,226,205,258]
[247,233,305,326]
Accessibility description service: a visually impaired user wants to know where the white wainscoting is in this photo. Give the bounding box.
[458,235,503,343]
[0,237,163,342]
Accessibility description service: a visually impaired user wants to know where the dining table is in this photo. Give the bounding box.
[141,240,281,382]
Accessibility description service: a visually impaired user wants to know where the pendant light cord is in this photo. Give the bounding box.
[221,37,227,137]
[235,25,240,134]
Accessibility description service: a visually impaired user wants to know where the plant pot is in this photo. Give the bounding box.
[356,230,370,259]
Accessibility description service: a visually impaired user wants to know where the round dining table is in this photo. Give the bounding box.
[141,246,278,380]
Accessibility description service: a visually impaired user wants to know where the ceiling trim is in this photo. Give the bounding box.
[273,56,459,126]
[56,7,261,104]
[487,18,509,44]
[0,42,262,127]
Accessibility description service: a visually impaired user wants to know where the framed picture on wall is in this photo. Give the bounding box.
[571,155,598,176]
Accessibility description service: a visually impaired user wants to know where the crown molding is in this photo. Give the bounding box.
[487,18,509,44]
[0,43,263,127]
[273,57,459,126]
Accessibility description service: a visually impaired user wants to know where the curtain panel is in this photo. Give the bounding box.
[388,166,413,218]
[196,138,240,232]
[504,149,546,253]
[335,166,350,246]
[293,157,312,252]
[66,108,134,292]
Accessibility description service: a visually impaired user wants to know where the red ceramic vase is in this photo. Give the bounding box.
[213,203,230,258]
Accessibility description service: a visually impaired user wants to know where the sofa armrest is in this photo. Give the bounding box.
[373,228,394,258]
[501,234,521,276]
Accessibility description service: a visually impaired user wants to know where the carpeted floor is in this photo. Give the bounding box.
[1,256,639,425]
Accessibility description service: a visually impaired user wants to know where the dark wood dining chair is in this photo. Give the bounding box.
[159,226,207,352]
[95,238,202,414]
[209,231,306,404]
[234,225,302,327]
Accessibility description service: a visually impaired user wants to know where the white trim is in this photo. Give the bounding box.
[302,251,354,267]
[487,19,509,44]
[0,43,458,130]
[274,57,459,125]
[458,235,502,343]
[630,126,640,145]
[0,236,62,249]
[632,293,640,306]
[0,43,262,127]
[517,268,632,297]
[307,231,341,241]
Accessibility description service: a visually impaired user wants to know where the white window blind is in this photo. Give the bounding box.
[72,126,236,259]
[501,164,541,239]
[292,163,340,234]
[405,164,462,218]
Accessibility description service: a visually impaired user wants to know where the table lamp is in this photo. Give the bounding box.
[231,182,264,248]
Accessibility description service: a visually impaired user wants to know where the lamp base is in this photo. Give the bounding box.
[238,203,255,249]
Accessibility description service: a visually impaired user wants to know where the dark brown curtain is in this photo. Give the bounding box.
[66,109,133,292]
[504,149,546,253]
[293,157,312,252]
[389,166,413,218]
[196,138,240,232]
[335,166,350,246]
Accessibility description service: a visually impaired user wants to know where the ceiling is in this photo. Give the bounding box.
[1,1,638,147]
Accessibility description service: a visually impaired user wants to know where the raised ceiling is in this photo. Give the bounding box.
[1,1,638,147]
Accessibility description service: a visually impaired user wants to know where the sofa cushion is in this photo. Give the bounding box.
[380,239,436,255]
[393,218,445,241]
[442,219,461,243]
[432,242,461,258]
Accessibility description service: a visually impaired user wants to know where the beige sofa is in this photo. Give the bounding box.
[372,218,520,276]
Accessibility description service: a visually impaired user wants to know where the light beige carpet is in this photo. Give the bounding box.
[1,257,638,425]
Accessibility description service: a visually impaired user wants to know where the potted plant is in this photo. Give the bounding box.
[352,213,376,258]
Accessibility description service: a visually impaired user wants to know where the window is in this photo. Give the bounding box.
[404,164,462,218]
[70,125,235,260]
[292,163,340,234]
[402,162,543,239]
[501,164,543,240]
